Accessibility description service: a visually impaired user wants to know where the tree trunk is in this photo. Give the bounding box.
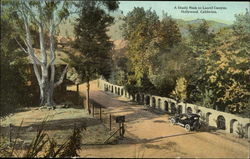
[86,78,90,114]
[39,65,55,107]
[39,80,54,107]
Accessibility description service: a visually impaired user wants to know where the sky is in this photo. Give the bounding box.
[118,1,249,24]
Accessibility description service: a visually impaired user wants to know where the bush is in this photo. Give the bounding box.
[0,119,84,158]
[236,124,246,138]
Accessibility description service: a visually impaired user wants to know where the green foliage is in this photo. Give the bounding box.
[158,13,182,48]
[67,1,119,82]
[188,19,216,57]
[121,7,159,87]
[0,5,30,117]
[236,124,246,138]
[191,11,249,114]
[171,77,187,102]
[112,8,249,116]
[232,9,250,41]
[0,120,83,158]
[149,42,194,96]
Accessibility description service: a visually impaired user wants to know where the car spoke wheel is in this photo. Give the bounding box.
[185,124,191,131]
[170,118,176,125]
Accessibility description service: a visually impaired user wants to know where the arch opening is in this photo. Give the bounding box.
[230,119,237,133]
[187,107,192,114]
[152,97,156,108]
[145,96,150,105]
[217,115,226,130]
[118,88,120,95]
[136,94,140,103]
[121,89,124,96]
[164,101,169,112]
[177,105,182,114]
[197,109,202,116]
[170,103,176,114]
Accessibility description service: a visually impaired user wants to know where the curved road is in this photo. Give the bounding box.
[68,80,249,158]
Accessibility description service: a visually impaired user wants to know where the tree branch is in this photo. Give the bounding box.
[21,7,43,66]
[47,10,56,68]
[54,65,68,88]
[15,38,28,54]
[55,1,66,27]
[19,1,42,83]
[22,1,41,26]
[38,2,47,64]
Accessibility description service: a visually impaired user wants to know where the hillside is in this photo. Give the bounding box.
[176,19,229,37]
[56,13,230,59]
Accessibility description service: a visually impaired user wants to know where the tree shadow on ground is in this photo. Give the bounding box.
[0,117,100,136]
[104,106,166,123]
[91,132,196,147]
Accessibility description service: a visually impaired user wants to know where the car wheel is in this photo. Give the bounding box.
[170,118,176,125]
[185,124,191,131]
[193,121,201,131]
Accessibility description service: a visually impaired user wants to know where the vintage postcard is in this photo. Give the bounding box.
[1,0,249,158]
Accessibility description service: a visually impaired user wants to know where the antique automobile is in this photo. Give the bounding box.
[169,113,201,131]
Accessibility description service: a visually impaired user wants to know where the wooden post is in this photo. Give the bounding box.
[99,107,102,120]
[119,123,121,137]
[121,123,125,137]
[9,124,12,144]
[76,84,79,105]
[92,104,94,117]
[83,98,85,109]
[109,114,112,131]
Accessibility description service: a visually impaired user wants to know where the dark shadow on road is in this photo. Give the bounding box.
[153,120,167,123]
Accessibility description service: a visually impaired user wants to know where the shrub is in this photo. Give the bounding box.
[0,119,83,158]
[236,124,246,138]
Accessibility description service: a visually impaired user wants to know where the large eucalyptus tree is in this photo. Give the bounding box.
[10,0,71,107]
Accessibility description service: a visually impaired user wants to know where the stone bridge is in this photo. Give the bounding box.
[98,79,250,138]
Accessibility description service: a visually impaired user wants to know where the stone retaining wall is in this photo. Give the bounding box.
[98,79,250,138]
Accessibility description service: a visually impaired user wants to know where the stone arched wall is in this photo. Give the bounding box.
[99,79,250,138]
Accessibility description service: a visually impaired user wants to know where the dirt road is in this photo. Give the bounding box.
[68,80,250,158]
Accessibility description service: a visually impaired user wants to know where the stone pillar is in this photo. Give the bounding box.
[225,119,231,133]
[149,96,153,107]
